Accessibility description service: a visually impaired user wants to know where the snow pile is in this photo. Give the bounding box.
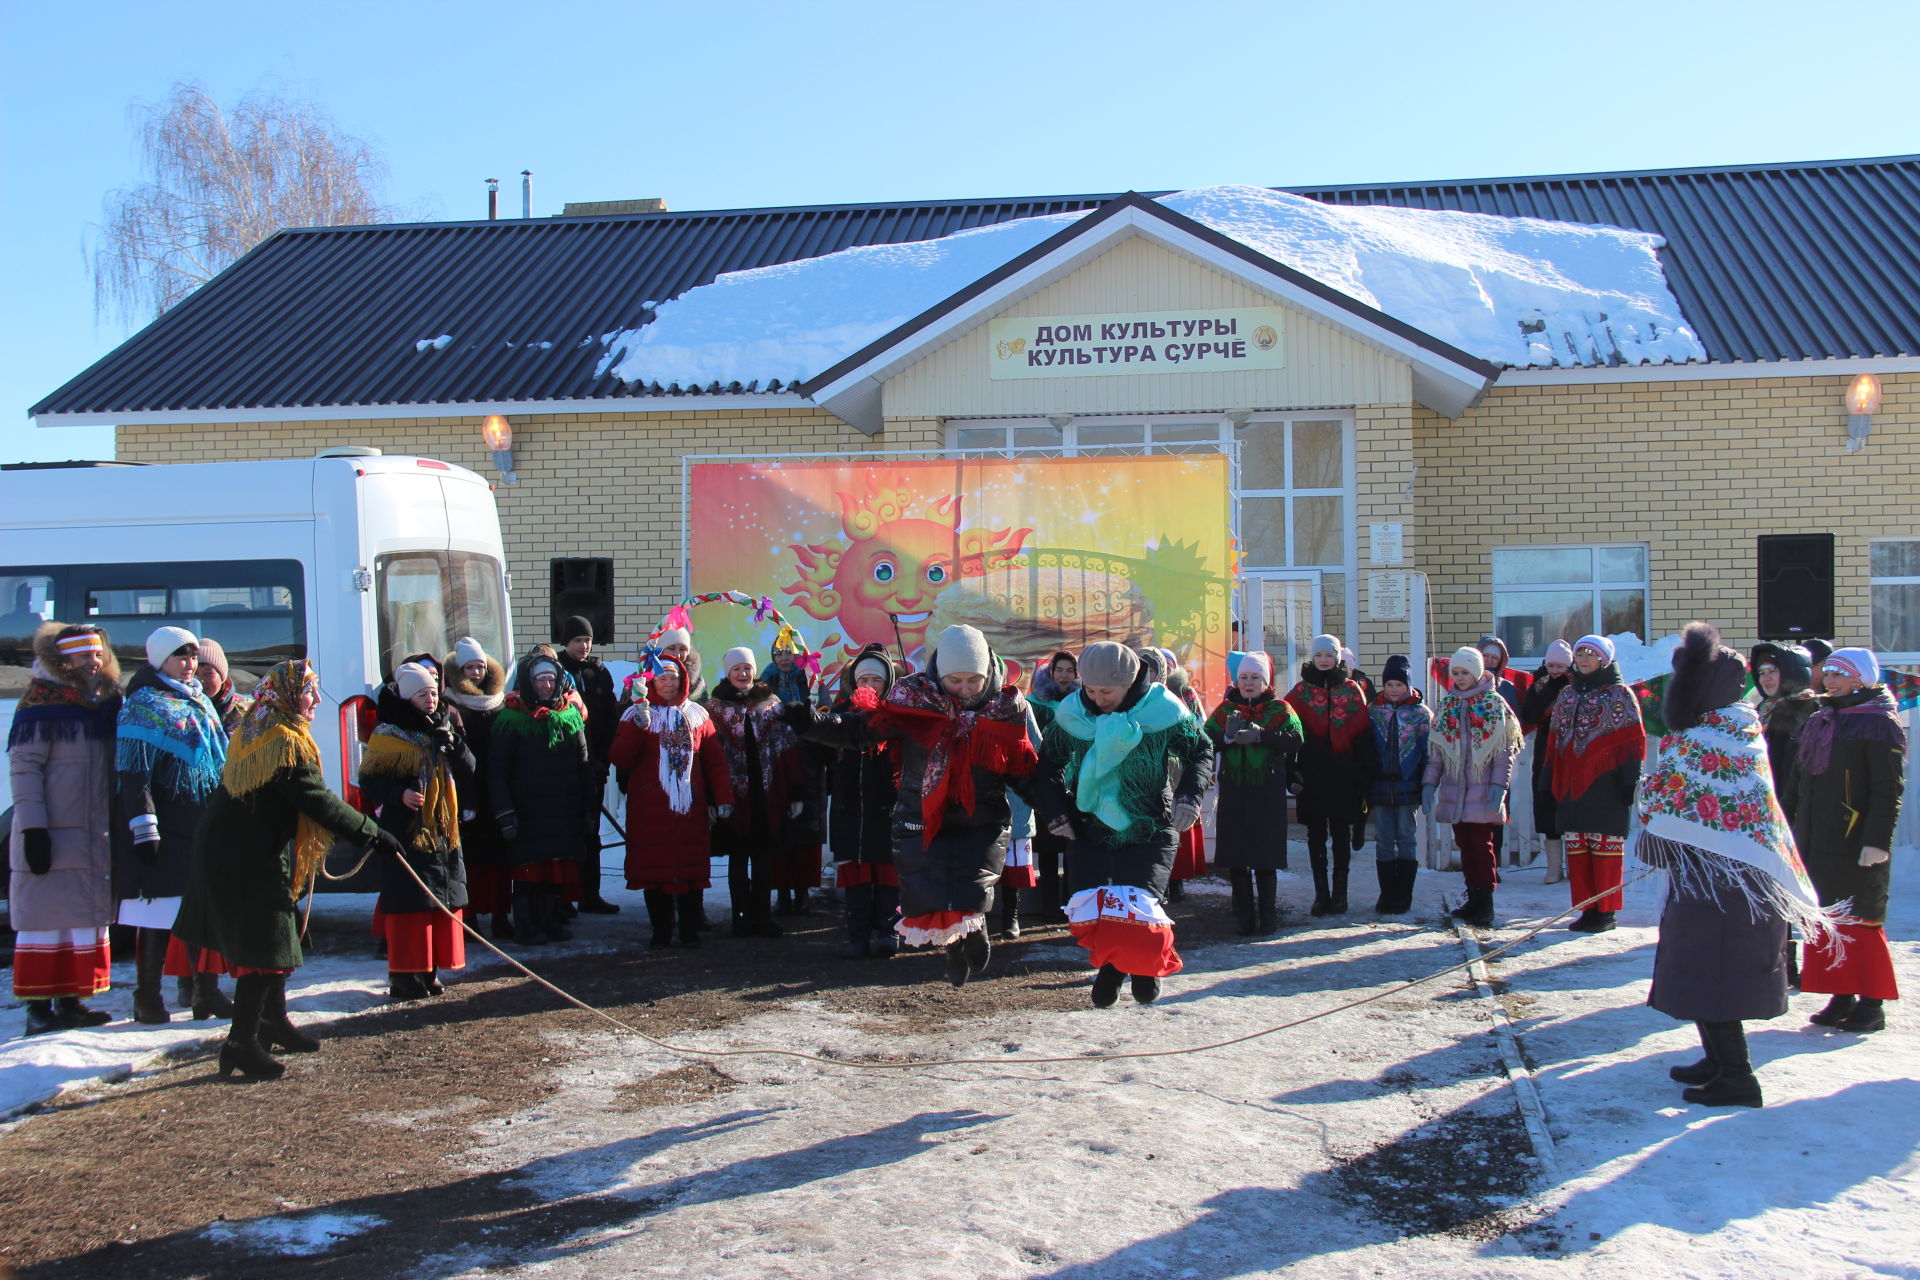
[204,1212,385,1251]
[598,184,1705,390]
[1607,631,1683,686]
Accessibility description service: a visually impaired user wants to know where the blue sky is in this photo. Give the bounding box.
[4,0,1915,462]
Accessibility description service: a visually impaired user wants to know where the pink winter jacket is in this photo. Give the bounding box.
[1421,675,1524,826]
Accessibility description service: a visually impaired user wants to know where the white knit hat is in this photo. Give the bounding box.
[658,627,692,650]
[453,636,488,667]
[1573,634,1616,664]
[1310,634,1341,658]
[852,651,892,683]
[721,645,757,676]
[934,624,991,677]
[1449,646,1486,681]
[1232,650,1273,682]
[145,625,198,670]
[395,662,437,700]
[1544,638,1575,667]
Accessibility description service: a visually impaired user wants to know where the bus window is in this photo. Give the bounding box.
[376,551,509,680]
[0,572,57,668]
[69,560,306,676]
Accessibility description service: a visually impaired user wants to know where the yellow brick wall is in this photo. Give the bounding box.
[1413,372,1920,659]
[1352,403,1415,665]
[118,408,944,660]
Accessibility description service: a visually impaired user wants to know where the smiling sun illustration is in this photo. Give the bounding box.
[783,471,1030,661]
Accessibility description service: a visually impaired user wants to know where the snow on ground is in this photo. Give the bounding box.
[598,184,1706,391]
[4,815,1916,1277]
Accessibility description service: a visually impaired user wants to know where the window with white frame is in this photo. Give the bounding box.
[946,413,1350,570]
[1870,538,1920,660]
[1491,544,1649,660]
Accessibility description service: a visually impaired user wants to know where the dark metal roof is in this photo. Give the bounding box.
[33,155,1920,418]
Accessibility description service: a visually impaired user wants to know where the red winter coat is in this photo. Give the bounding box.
[608,677,733,893]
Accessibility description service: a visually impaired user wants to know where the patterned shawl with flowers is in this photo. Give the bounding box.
[221,659,333,900]
[1430,676,1521,777]
[116,666,228,802]
[621,657,711,815]
[1635,702,1837,941]
[1284,666,1370,757]
[867,672,1037,844]
[1546,669,1646,803]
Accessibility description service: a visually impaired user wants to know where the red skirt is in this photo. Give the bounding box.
[384,909,467,974]
[512,859,584,898]
[896,909,983,947]
[1001,837,1038,890]
[12,928,112,1000]
[835,859,899,888]
[771,843,824,891]
[1802,922,1901,1000]
[162,934,230,978]
[1170,825,1208,881]
[465,862,513,915]
[1066,887,1182,977]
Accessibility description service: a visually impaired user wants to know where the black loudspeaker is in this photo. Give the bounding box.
[550,557,615,644]
[1756,534,1834,640]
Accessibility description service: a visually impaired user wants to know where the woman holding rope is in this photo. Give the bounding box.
[1037,641,1214,1008]
[174,660,401,1081]
[787,624,1037,986]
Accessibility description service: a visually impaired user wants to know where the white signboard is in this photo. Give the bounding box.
[989,307,1287,380]
[1369,522,1405,565]
[1367,570,1409,621]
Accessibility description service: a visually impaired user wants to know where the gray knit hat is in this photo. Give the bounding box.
[934,624,991,677]
[1310,633,1341,658]
[1078,641,1141,688]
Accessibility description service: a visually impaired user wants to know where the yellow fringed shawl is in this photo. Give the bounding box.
[357,729,461,854]
[223,720,332,902]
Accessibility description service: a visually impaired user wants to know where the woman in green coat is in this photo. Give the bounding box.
[175,660,399,1080]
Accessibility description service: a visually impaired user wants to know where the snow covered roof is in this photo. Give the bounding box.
[32,155,1920,423]
[599,185,1703,405]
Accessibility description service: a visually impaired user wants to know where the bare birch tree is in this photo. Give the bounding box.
[92,82,402,322]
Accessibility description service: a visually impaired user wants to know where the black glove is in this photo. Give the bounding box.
[781,700,815,731]
[370,827,407,860]
[22,827,52,875]
[615,768,630,795]
[495,811,519,844]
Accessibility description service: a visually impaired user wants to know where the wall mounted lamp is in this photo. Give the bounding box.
[481,414,518,483]
[1846,374,1881,453]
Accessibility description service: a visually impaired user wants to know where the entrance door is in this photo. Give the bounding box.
[1243,572,1321,679]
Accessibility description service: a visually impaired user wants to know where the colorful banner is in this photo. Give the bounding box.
[687,455,1234,698]
[988,307,1286,379]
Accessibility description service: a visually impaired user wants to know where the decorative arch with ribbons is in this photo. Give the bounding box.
[624,591,822,700]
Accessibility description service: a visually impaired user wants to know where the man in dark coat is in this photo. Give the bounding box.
[1790,647,1905,1033]
[557,615,621,914]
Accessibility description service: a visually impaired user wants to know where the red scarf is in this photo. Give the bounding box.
[1547,677,1646,802]
[868,675,1036,843]
[1285,674,1369,757]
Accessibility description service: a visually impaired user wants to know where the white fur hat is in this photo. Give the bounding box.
[145,626,198,670]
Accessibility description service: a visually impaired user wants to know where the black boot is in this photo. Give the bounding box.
[871,884,901,956]
[1327,841,1350,916]
[1681,1021,1762,1107]
[1808,993,1857,1026]
[750,890,784,939]
[544,886,574,942]
[53,996,111,1028]
[945,940,969,987]
[773,888,796,917]
[1569,909,1617,933]
[492,911,515,942]
[1255,868,1280,935]
[192,971,235,1021]
[23,1000,62,1037]
[1669,1021,1719,1085]
[1373,861,1395,915]
[511,887,549,946]
[577,857,620,914]
[1835,998,1887,1034]
[644,890,674,949]
[1389,860,1418,914]
[1785,940,1800,990]
[841,882,873,959]
[675,892,703,947]
[963,928,991,977]
[1166,879,1187,903]
[998,890,1021,941]
[1307,846,1332,916]
[1131,973,1162,1005]
[1451,887,1494,928]
[1090,963,1124,1008]
[1230,869,1257,936]
[389,971,430,1001]
[218,975,285,1081]
[133,928,172,1025]
[260,973,320,1053]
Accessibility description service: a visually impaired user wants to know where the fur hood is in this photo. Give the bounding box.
[31,620,122,693]
[445,654,508,712]
[1663,621,1748,732]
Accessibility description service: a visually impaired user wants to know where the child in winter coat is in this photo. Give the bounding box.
[1204,650,1303,935]
[1423,646,1524,928]
[608,655,732,949]
[1283,634,1377,916]
[1366,655,1433,915]
[1546,635,1646,934]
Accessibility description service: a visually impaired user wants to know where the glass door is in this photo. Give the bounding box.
[1243,572,1321,681]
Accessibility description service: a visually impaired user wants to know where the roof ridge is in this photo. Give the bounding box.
[1294,153,1920,194]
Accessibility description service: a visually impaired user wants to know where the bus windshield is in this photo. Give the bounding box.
[375,551,509,679]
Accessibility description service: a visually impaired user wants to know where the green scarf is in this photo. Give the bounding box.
[494,696,586,749]
[1204,691,1301,788]
[1052,685,1189,839]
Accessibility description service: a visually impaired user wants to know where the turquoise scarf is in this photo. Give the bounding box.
[1052,685,1189,834]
